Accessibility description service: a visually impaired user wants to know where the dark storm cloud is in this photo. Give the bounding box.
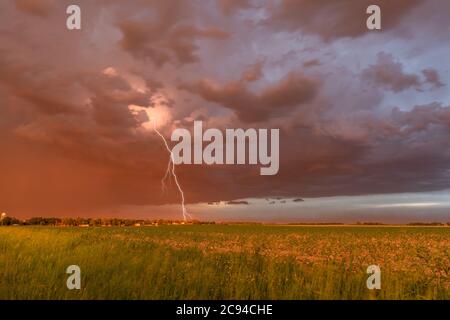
[361,53,446,93]
[269,0,424,40]
[227,200,250,205]
[181,72,320,122]
[390,103,450,135]
[362,53,421,92]
[241,61,264,82]
[119,21,229,65]
[118,2,229,66]
[0,0,449,218]
[422,69,445,89]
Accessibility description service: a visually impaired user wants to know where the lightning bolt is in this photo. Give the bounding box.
[161,157,171,195]
[152,119,192,222]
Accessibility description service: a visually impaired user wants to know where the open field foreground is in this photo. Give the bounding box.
[0,225,448,300]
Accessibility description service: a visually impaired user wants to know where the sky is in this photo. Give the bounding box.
[0,0,450,222]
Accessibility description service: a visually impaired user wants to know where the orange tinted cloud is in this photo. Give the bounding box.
[0,0,449,218]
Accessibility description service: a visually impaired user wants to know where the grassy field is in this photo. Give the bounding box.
[0,225,448,300]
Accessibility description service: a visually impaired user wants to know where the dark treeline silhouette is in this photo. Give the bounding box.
[356,222,385,225]
[287,222,345,225]
[408,222,447,226]
[0,216,22,226]
[0,216,449,227]
[0,216,215,226]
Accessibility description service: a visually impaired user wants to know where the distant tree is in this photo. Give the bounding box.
[62,218,75,226]
[408,222,445,226]
[47,218,61,226]
[1,217,13,226]
[28,217,43,225]
[124,220,134,226]
[0,216,21,226]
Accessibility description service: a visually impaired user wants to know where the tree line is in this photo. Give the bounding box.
[0,216,449,227]
[0,216,214,226]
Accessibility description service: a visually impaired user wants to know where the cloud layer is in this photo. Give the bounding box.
[0,0,449,217]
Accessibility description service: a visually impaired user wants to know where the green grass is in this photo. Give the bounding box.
[0,225,448,299]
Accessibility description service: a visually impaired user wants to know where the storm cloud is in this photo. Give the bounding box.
[0,0,449,218]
